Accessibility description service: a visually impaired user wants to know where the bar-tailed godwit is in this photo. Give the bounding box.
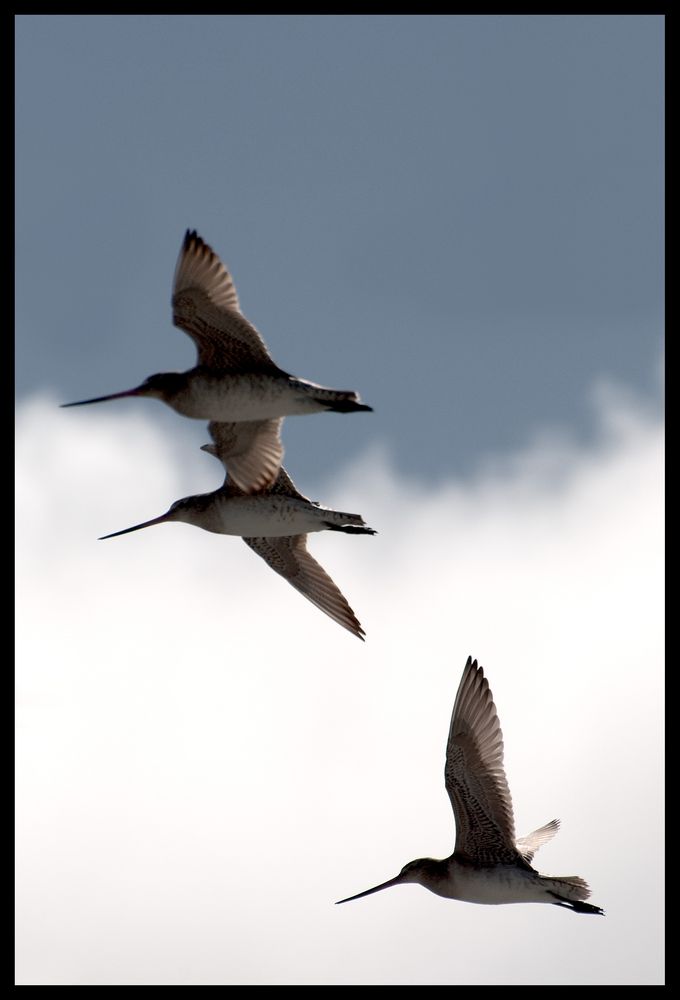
[337,657,604,913]
[100,421,375,639]
[63,230,372,493]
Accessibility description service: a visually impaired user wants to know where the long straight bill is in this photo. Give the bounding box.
[335,874,405,904]
[61,387,143,407]
[99,513,171,540]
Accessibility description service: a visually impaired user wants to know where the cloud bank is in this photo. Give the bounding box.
[16,385,663,985]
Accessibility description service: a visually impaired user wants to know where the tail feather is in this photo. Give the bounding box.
[322,508,377,534]
[324,522,377,535]
[543,875,603,914]
[542,875,591,902]
[301,384,372,413]
[547,893,604,915]
[325,510,365,527]
[321,398,373,413]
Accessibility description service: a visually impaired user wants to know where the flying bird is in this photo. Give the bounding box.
[100,424,375,639]
[337,657,604,913]
[63,229,372,492]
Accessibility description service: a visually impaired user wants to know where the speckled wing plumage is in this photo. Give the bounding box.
[202,418,284,494]
[242,534,365,640]
[446,657,525,865]
[260,465,309,501]
[172,229,280,372]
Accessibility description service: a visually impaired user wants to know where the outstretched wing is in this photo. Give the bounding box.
[242,534,365,640]
[172,230,280,372]
[445,657,524,865]
[516,818,560,864]
[202,419,284,494]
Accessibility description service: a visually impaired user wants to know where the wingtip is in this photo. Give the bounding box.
[346,618,366,641]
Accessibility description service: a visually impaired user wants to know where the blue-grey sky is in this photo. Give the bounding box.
[16,15,664,987]
[16,14,663,488]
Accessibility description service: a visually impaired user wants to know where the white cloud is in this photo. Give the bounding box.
[16,387,663,985]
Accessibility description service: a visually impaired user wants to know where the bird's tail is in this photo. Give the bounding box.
[321,397,373,413]
[542,875,604,915]
[305,384,372,413]
[324,522,377,535]
[321,509,377,534]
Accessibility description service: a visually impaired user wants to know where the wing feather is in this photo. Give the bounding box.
[242,535,365,640]
[516,818,560,863]
[172,230,279,372]
[202,419,284,493]
[445,658,523,864]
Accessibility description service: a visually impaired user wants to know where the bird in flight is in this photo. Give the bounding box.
[100,420,375,640]
[337,656,604,913]
[63,229,372,493]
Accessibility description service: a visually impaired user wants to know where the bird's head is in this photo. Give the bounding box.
[138,372,187,398]
[98,494,199,539]
[61,372,186,408]
[335,857,442,904]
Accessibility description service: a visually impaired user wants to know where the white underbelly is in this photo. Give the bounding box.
[175,374,321,420]
[210,496,327,536]
[437,865,548,905]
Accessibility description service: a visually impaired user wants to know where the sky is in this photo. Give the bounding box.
[15,15,664,986]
